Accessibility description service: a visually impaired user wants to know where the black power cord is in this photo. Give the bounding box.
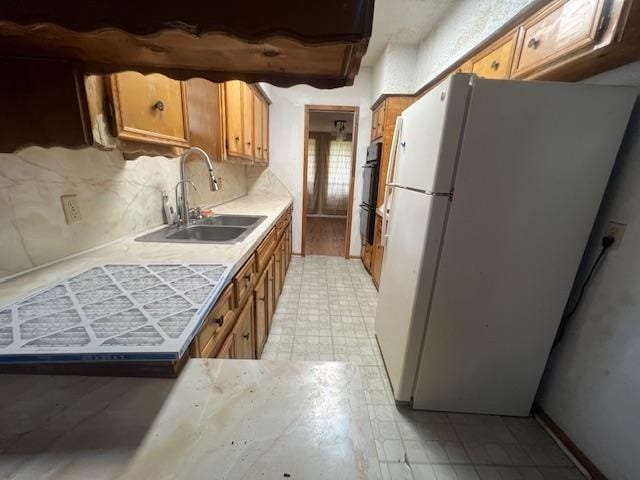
[552,235,615,349]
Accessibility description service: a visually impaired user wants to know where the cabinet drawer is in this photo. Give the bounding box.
[194,284,235,358]
[109,72,189,147]
[512,0,607,78]
[233,254,257,307]
[256,228,277,272]
[471,35,516,79]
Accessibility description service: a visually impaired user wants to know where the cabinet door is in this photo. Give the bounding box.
[233,296,255,359]
[224,80,245,157]
[109,72,189,147]
[186,78,224,160]
[191,284,235,358]
[512,0,606,78]
[241,83,254,158]
[372,214,384,289]
[371,102,385,140]
[361,240,372,272]
[253,94,264,162]
[471,35,516,79]
[262,100,269,163]
[254,269,268,358]
[274,239,284,301]
[217,333,235,359]
[267,257,276,331]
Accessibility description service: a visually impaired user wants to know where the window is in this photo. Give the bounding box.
[307,137,316,196]
[326,140,351,214]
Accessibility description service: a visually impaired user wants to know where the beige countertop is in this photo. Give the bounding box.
[0,193,292,307]
[0,359,380,479]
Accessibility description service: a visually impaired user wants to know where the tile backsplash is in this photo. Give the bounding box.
[0,147,247,280]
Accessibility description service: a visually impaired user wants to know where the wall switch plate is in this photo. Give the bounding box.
[61,194,82,224]
[605,221,626,248]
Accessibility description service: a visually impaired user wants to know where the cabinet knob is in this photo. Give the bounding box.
[235,136,240,142]
[214,315,224,326]
[259,295,266,301]
[490,60,500,70]
[527,37,540,49]
[153,100,165,111]
[243,333,250,340]
[247,141,251,146]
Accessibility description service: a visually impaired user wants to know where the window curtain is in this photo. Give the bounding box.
[307,132,351,216]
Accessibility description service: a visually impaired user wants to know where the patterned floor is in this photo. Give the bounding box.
[262,255,584,480]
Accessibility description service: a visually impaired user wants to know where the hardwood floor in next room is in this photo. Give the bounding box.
[305,216,346,256]
[262,255,585,480]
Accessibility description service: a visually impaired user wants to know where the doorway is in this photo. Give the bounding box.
[302,106,359,258]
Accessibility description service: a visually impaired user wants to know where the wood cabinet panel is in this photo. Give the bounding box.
[191,284,235,358]
[376,96,414,209]
[267,256,276,331]
[371,102,386,141]
[254,268,269,358]
[361,240,372,273]
[0,57,92,152]
[233,295,255,359]
[256,228,277,272]
[233,254,257,308]
[241,83,254,157]
[274,236,285,301]
[253,94,264,162]
[217,333,235,359]
[512,0,607,78]
[186,78,224,160]
[262,98,270,162]
[371,213,384,289]
[471,34,516,79]
[224,80,245,157]
[108,71,189,147]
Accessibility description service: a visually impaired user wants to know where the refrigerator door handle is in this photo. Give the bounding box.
[382,117,403,247]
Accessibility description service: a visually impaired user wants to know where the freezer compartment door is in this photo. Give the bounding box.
[393,74,471,193]
[375,187,450,402]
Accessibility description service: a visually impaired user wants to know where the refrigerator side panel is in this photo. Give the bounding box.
[412,79,636,415]
[375,187,450,401]
[393,74,472,193]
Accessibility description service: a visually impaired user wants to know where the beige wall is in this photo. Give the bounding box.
[0,148,247,280]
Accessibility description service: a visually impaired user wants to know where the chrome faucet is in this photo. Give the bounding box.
[175,147,220,227]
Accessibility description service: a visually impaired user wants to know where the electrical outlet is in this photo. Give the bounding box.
[605,221,626,248]
[61,194,82,224]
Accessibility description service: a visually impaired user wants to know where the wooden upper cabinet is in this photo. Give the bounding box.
[253,94,264,162]
[371,102,386,141]
[224,81,245,158]
[262,98,270,163]
[470,33,517,79]
[511,0,607,78]
[0,1,374,88]
[241,83,254,157]
[0,57,92,152]
[186,78,224,160]
[107,72,189,147]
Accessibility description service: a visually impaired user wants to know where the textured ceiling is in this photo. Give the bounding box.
[361,0,455,67]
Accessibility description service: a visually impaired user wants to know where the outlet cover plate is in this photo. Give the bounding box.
[61,194,82,224]
[605,221,626,249]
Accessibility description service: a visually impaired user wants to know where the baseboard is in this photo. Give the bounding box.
[533,403,606,480]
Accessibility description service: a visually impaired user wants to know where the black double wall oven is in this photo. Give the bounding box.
[360,142,381,244]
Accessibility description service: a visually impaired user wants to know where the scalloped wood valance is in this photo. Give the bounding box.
[0,0,374,88]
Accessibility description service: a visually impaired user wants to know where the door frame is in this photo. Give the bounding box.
[302,104,360,259]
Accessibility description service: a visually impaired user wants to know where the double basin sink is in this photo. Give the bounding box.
[135,215,267,244]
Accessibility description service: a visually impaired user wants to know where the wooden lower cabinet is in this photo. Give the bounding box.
[254,268,269,358]
[233,295,255,359]
[217,333,235,359]
[191,204,293,361]
[361,240,372,273]
[371,213,384,289]
[267,256,276,331]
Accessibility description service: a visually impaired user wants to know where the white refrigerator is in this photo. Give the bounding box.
[374,73,636,416]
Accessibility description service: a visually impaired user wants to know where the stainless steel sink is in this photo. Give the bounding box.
[199,215,263,227]
[135,215,266,244]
